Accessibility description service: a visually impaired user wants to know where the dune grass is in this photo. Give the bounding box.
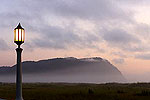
[0,83,150,100]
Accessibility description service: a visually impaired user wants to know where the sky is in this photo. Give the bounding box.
[1,0,150,82]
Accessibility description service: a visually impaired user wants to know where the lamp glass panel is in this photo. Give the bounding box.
[19,29,22,41]
[22,30,24,41]
[16,29,18,41]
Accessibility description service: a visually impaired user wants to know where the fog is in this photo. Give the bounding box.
[0,73,125,83]
[0,57,131,83]
[1,71,150,83]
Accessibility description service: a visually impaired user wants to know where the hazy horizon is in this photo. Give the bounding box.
[1,0,150,82]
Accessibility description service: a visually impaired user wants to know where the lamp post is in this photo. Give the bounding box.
[14,23,25,100]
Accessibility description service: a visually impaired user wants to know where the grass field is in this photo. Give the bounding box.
[1,83,150,100]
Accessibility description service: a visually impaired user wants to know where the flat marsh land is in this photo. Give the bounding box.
[1,83,150,100]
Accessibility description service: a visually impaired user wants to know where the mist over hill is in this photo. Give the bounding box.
[0,57,126,83]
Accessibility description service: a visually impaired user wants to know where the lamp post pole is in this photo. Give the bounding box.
[14,23,25,100]
[16,45,23,100]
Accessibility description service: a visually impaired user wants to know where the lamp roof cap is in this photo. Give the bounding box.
[15,23,24,30]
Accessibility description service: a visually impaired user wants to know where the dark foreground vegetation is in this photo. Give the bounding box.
[1,83,150,100]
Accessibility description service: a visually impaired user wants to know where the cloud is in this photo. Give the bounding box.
[13,0,131,21]
[135,54,150,60]
[30,26,80,49]
[28,24,100,50]
[111,52,127,58]
[0,39,9,50]
[0,0,133,27]
[117,0,150,5]
[112,58,124,64]
[0,0,145,53]
[103,29,139,44]
[102,29,142,52]
[50,0,131,21]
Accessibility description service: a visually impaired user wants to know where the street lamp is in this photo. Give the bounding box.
[14,23,25,100]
